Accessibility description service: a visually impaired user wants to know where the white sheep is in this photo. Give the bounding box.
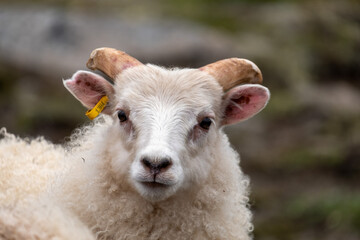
[0,129,96,240]
[0,199,96,240]
[0,47,270,240]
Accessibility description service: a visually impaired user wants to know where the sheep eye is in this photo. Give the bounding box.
[117,110,127,122]
[199,117,212,130]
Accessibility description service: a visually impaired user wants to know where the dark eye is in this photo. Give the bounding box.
[117,110,127,122]
[199,117,212,130]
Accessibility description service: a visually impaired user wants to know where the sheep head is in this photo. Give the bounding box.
[63,47,270,202]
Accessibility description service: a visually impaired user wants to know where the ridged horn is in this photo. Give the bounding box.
[200,58,263,91]
[86,47,142,80]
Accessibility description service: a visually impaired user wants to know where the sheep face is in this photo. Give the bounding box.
[110,65,223,202]
[64,57,270,202]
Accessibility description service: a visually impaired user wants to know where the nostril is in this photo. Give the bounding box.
[158,158,172,169]
[142,158,152,169]
[141,157,172,173]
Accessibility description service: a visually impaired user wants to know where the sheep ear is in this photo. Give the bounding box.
[63,70,114,114]
[221,84,270,126]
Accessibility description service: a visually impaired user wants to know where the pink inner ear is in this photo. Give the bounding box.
[64,71,112,109]
[223,85,269,125]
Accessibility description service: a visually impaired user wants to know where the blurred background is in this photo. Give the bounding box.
[0,0,359,239]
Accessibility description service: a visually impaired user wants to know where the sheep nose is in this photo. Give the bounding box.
[141,157,172,175]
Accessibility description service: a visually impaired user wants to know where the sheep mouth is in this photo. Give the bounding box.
[141,181,169,188]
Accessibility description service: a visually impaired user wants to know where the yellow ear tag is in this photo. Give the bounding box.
[85,96,109,120]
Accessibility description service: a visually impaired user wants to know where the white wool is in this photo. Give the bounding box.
[0,128,96,239]
[0,199,95,240]
[53,117,253,239]
[0,64,268,240]
[0,128,65,206]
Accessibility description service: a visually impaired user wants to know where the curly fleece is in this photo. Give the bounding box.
[0,118,252,240]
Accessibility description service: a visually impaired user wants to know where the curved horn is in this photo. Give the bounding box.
[86,47,142,80]
[200,58,263,91]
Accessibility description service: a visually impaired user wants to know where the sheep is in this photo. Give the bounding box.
[0,129,64,206]
[0,47,270,240]
[0,199,96,240]
[0,129,96,240]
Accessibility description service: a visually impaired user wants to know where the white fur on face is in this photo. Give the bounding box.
[110,65,223,202]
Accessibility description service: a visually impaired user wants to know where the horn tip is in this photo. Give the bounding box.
[252,73,263,84]
[240,58,263,84]
[86,48,101,70]
[86,59,95,70]
[87,47,111,70]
